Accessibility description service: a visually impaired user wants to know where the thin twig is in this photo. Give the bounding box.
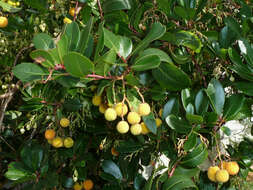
[0,135,16,152]
[73,1,79,21]
[97,0,104,21]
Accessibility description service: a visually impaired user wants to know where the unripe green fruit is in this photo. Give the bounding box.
[104,108,117,121]
[116,121,129,134]
[138,103,151,116]
[127,112,141,124]
[130,124,142,135]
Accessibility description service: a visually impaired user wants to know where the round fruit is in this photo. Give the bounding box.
[0,16,8,28]
[63,17,72,24]
[45,129,56,140]
[138,103,151,116]
[69,7,76,17]
[141,122,149,135]
[47,139,53,144]
[64,137,74,148]
[73,182,82,190]
[207,166,220,182]
[215,169,229,183]
[99,104,107,114]
[92,94,102,106]
[111,147,119,156]
[114,103,128,116]
[155,118,162,127]
[83,179,94,190]
[104,108,117,121]
[116,121,129,134]
[127,112,141,125]
[52,137,63,148]
[60,118,70,127]
[226,161,239,175]
[219,161,227,169]
[130,124,142,135]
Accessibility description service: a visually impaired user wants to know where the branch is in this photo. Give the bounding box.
[97,0,104,21]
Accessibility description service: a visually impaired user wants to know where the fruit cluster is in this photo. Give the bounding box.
[92,94,162,135]
[44,118,74,148]
[207,161,240,183]
[74,179,93,190]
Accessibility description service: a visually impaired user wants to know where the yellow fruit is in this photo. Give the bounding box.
[215,169,229,183]
[226,161,239,175]
[52,137,63,148]
[207,166,220,182]
[92,94,102,106]
[64,137,74,148]
[83,179,94,190]
[0,16,8,28]
[104,108,117,121]
[16,2,20,6]
[111,147,119,156]
[99,104,108,114]
[69,7,76,17]
[155,118,162,127]
[47,139,53,144]
[141,122,149,135]
[116,121,129,134]
[63,17,72,24]
[159,109,163,118]
[45,129,55,140]
[138,103,151,116]
[130,124,142,135]
[127,112,141,125]
[114,103,128,116]
[60,118,70,127]
[219,161,227,169]
[73,182,82,190]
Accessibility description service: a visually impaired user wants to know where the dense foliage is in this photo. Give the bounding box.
[1,0,253,189]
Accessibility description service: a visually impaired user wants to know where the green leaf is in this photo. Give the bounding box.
[134,174,146,190]
[224,17,241,38]
[238,38,253,68]
[165,114,192,134]
[64,21,80,51]
[170,49,191,64]
[77,17,94,54]
[24,0,48,11]
[223,94,245,121]
[142,113,157,135]
[152,63,191,91]
[103,28,132,59]
[94,22,105,61]
[103,0,131,13]
[181,143,208,167]
[5,162,34,181]
[173,166,199,178]
[174,6,195,20]
[0,1,22,13]
[57,34,69,61]
[140,48,173,64]
[63,52,93,77]
[132,55,160,71]
[205,79,225,116]
[233,81,253,96]
[221,126,231,136]
[102,160,123,180]
[33,33,55,50]
[163,175,197,190]
[30,50,55,68]
[132,22,166,56]
[181,88,193,111]
[186,114,203,124]
[116,140,143,153]
[161,31,202,53]
[195,89,209,115]
[13,63,48,82]
[63,98,83,112]
[184,133,197,151]
[162,98,179,120]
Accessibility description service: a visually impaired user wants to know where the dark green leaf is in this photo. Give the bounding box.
[165,114,192,134]
[184,133,197,151]
[63,98,83,112]
[162,98,179,119]
[134,174,146,190]
[195,89,209,115]
[186,114,203,124]
[102,160,123,180]
[224,17,241,37]
[103,0,131,13]
[132,55,160,71]
[64,21,80,51]
[233,81,253,96]
[142,113,157,135]
[141,48,173,64]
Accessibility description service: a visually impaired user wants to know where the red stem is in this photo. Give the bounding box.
[73,1,79,21]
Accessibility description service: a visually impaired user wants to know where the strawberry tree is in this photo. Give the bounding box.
[1,0,253,190]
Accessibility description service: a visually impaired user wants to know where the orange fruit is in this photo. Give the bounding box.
[226,161,240,175]
[111,147,119,156]
[44,129,56,140]
[69,8,76,17]
[0,16,8,28]
[83,179,93,190]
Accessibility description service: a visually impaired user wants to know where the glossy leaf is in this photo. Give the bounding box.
[103,0,131,13]
[238,38,253,68]
[30,50,55,68]
[140,48,173,64]
[224,16,241,37]
[33,33,55,50]
[13,63,48,82]
[102,160,123,180]
[132,55,160,71]
[165,114,192,134]
[94,22,105,61]
[152,63,191,91]
[195,89,209,115]
[184,133,197,151]
[163,175,197,190]
[233,81,253,96]
[205,79,225,116]
[186,114,203,124]
[132,22,166,56]
[142,113,157,135]
[64,21,80,51]
[56,34,69,61]
[63,52,93,77]
[223,94,245,121]
[5,162,34,181]
[162,98,179,119]
[181,88,194,111]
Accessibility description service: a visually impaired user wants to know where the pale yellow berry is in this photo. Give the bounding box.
[60,118,70,127]
[52,137,63,148]
[116,121,129,134]
[114,103,128,116]
[127,112,141,125]
[138,103,151,116]
[92,94,102,106]
[215,169,229,183]
[130,124,142,135]
[155,118,162,127]
[207,166,220,182]
[104,108,117,121]
[141,122,149,135]
[64,137,74,148]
